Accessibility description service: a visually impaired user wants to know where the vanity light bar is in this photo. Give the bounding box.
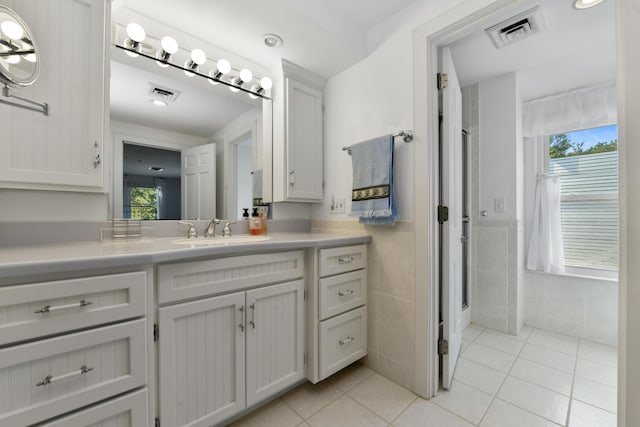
[115,23,272,100]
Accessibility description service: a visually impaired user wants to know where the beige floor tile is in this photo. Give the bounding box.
[575,358,617,387]
[528,330,579,356]
[480,399,561,427]
[461,343,516,373]
[515,325,534,342]
[519,343,576,374]
[510,358,573,396]
[296,423,312,427]
[393,399,474,427]
[568,399,616,427]
[573,376,617,413]
[328,362,375,392]
[475,330,526,355]
[282,380,343,419]
[462,325,485,342]
[578,341,617,368]
[307,395,387,427]
[431,380,493,425]
[349,373,417,422]
[497,377,569,425]
[453,358,506,396]
[230,399,303,427]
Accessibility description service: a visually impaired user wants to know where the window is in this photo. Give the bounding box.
[127,186,158,220]
[548,124,618,272]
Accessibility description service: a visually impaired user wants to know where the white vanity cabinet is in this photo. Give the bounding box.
[308,244,368,382]
[0,0,109,191]
[0,269,150,427]
[272,60,325,202]
[156,251,306,427]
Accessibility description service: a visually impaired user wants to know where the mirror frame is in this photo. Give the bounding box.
[0,5,40,87]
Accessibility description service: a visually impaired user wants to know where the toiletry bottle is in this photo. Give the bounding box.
[249,208,261,235]
[259,210,267,235]
[242,208,249,220]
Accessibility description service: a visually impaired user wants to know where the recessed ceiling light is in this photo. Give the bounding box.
[151,99,168,107]
[573,0,605,9]
[148,166,165,172]
[263,34,283,48]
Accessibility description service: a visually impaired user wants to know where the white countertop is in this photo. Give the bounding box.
[0,232,371,279]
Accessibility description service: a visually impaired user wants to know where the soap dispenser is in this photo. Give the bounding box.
[249,208,261,235]
[242,208,249,220]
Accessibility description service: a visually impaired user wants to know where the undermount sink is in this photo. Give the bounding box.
[172,235,271,246]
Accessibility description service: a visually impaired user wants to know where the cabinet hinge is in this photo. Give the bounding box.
[153,324,159,342]
[155,417,160,427]
[437,73,448,90]
[437,205,449,224]
[438,338,449,355]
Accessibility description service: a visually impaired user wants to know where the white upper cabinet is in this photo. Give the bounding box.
[0,0,108,191]
[273,60,325,202]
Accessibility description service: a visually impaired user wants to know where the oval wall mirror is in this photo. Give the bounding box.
[0,5,39,87]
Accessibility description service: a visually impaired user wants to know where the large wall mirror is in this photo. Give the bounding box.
[110,3,272,222]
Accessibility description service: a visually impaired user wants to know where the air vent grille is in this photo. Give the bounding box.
[485,6,546,49]
[148,84,181,102]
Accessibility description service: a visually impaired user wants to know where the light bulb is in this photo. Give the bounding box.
[239,68,253,83]
[161,36,178,54]
[126,23,145,42]
[191,49,206,65]
[216,59,231,75]
[260,77,273,91]
[573,0,604,8]
[6,55,20,64]
[24,53,36,63]
[151,99,168,107]
[1,20,23,40]
[249,86,259,99]
[229,86,240,93]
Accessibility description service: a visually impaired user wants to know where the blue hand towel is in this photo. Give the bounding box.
[349,135,399,225]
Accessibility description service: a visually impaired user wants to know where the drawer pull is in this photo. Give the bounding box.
[338,289,355,297]
[249,303,256,329]
[34,299,93,314]
[337,256,354,264]
[36,365,94,387]
[239,305,245,332]
[339,336,355,346]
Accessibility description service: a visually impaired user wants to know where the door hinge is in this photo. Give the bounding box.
[304,289,307,301]
[155,417,160,427]
[438,205,449,224]
[153,324,159,342]
[437,73,448,90]
[303,352,308,365]
[438,338,449,355]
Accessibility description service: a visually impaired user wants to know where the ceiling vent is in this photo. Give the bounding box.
[485,6,546,49]
[148,84,181,103]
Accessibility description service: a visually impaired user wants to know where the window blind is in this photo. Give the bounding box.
[549,152,618,270]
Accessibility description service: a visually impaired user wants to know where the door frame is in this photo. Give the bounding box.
[412,0,523,399]
[223,121,258,220]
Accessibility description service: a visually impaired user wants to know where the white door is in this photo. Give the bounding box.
[181,143,216,220]
[440,46,463,389]
[245,280,305,406]
[158,292,246,427]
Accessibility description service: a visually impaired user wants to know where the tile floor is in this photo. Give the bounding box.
[229,325,617,427]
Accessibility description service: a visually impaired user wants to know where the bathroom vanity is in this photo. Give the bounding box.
[0,232,370,426]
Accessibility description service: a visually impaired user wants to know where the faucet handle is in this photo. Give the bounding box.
[222,221,237,237]
[178,221,198,239]
[204,218,221,237]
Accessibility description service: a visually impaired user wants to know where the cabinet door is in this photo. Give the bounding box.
[0,0,107,191]
[158,292,246,427]
[285,78,323,201]
[246,280,305,406]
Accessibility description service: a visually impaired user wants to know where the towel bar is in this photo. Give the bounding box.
[342,130,413,155]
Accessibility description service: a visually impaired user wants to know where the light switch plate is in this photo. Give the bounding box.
[331,198,345,214]
[494,197,506,213]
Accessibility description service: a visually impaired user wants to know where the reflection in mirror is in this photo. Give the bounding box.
[0,5,39,87]
[110,20,271,221]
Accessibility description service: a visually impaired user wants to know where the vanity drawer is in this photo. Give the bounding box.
[319,270,366,320]
[40,388,149,427]
[319,245,367,277]
[0,271,147,346]
[319,306,367,380]
[157,250,304,303]
[0,319,147,427]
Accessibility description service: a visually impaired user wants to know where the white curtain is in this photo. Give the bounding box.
[527,174,565,274]
[522,82,616,138]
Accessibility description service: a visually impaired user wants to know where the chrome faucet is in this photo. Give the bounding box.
[178,221,198,239]
[204,218,221,238]
[222,221,236,237]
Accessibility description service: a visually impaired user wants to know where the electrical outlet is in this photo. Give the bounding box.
[330,198,345,214]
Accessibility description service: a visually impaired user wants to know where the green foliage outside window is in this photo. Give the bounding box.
[549,133,617,159]
[129,186,158,220]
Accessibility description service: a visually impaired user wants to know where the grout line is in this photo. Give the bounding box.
[565,338,582,427]
[387,396,418,426]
